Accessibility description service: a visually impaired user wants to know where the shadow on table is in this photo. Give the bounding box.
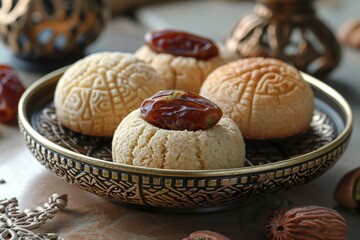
[8,54,85,74]
[0,42,85,74]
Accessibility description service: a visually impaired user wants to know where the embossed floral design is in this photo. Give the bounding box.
[0,194,67,240]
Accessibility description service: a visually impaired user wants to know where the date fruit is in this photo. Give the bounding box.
[266,205,347,240]
[0,65,25,124]
[334,167,360,208]
[182,230,230,240]
[144,29,219,60]
[140,90,223,131]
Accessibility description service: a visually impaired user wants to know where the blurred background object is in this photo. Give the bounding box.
[0,0,109,59]
[105,0,168,16]
[225,0,341,78]
[339,19,360,50]
[135,1,254,43]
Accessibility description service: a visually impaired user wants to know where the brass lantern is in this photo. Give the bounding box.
[0,0,109,59]
[226,0,341,78]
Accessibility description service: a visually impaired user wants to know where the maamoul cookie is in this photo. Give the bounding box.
[200,58,314,139]
[135,29,236,93]
[112,90,245,170]
[54,52,167,137]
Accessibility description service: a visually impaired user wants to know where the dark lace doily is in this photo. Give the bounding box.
[32,103,337,166]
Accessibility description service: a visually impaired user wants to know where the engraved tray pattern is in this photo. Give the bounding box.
[20,120,349,210]
[33,103,337,166]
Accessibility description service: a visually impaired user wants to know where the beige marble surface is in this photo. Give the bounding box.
[1,1,360,239]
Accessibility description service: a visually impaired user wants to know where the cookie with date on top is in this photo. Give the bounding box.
[135,29,237,93]
[112,90,245,170]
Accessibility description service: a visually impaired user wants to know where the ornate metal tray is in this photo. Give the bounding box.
[18,68,352,212]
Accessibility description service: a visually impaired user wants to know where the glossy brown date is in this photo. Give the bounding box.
[144,29,219,60]
[334,167,360,209]
[140,90,223,131]
[0,65,25,124]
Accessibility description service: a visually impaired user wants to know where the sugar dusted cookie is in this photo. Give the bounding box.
[54,52,166,137]
[200,58,314,139]
[112,90,245,170]
[135,30,236,93]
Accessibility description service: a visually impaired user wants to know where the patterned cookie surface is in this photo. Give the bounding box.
[200,58,314,139]
[112,109,245,170]
[54,52,166,136]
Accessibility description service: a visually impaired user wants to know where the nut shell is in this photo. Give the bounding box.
[266,205,346,240]
[334,167,360,208]
[183,230,230,240]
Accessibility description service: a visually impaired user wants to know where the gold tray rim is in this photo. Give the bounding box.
[18,67,353,177]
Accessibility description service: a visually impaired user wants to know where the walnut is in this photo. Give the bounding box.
[266,205,347,240]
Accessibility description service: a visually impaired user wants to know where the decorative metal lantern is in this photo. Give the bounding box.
[0,0,108,59]
[225,0,341,78]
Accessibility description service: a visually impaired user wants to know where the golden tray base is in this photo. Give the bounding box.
[18,68,353,212]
